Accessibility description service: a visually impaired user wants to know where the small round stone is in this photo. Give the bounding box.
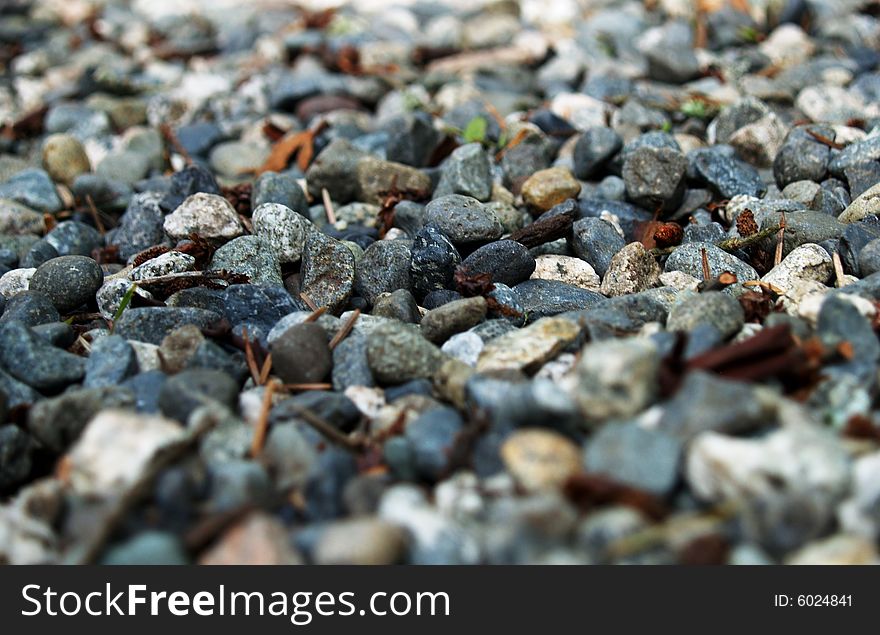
[271,322,332,385]
[29,255,104,313]
[521,167,581,212]
[501,428,582,491]
[41,133,91,186]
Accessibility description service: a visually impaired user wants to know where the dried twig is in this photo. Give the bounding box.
[700,247,711,280]
[159,123,193,166]
[329,309,360,350]
[279,383,333,392]
[321,188,337,225]
[285,402,364,452]
[84,195,106,235]
[774,212,786,266]
[258,353,273,386]
[832,251,845,288]
[250,380,278,457]
[303,304,326,322]
[300,292,319,312]
[241,326,261,385]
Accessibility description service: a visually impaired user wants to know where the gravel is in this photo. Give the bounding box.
[2,0,879,567]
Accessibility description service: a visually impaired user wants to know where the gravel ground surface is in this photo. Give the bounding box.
[2,0,880,565]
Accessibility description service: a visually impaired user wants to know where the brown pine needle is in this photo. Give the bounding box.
[832,251,845,288]
[159,122,193,166]
[300,292,319,311]
[774,212,786,266]
[701,247,711,280]
[322,188,337,225]
[304,304,326,322]
[258,353,273,385]
[241,326,261,385]
[85,194,106,235]
[279,382,333,391]
[329,309,360,350]
[285,402,363,451]
[250,380,278,457]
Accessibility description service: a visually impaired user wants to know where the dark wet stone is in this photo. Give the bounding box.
[20,239,58,268]
[158,369,239,423]
[460,240,536,287]
[0,424,33,491]
[27,386,135,452]
[372,289,420,324]
[111,191,169,261]
[773,125,834,188]
[158,164,221,212]
[252,171,309,215]
[332,334,374,391]
[84,334,138,388]
[29,255,104,313]
[691,150,766,199]
[570,217,625,277]
[405,407,464,482]
[0,291,59,327]
[114,307,224,345]
[839,217,880,275]
[658,371,771,440]
[584,421,683,497]
[271,322,332,385]
[354,240,413,305]
[829,135,880,178]
[44,221,102,257]
[410,224,461,300]
[384,111,439,168]
[818,295,880,367]
[623,146,688,211]
[0,320,85,393]
[425,194,503,245]
[513,279,605,323]
[573,127,622,180]
[422,289,463,309]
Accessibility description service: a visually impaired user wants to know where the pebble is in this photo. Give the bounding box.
[666,291,745,339]
[575,338,660,423]
[665,242,758,288]
[29,255,104,313]
[41,134,91,186]
[251,171,309,215]
[313,518,407,565]
[573,127,622,180]
[531,255,601,291]
[0,198,45,235]
[405,407,464,481]
[658,371,772,440]
[0,169,63,213]
[761,244,833,292]
[113,307,223,345]
[459,240,536,287]
[691,151,767,199]
[570,217,626,277]
[158,369,239,423]
[623,146,687,212]
[366,322,446,385]
[373,290,421,324]
[773,125,834,188]
[355,157,432,206]
[599,242,661,297]
[434,143,492,202]
[252,202,315,264]
[584,422,682,497]
[130,251,195,281]
[0,321,86,392]
[513,279,605,322]
[0,269,36,300]
[84,335,138,388]
[299,231,356,314]
[501,429,581,491]
[410,225,461,299]
[838,182,880,224]
[477,317,580,373]
[354,239,413,305]
[163,193,244,241]
[420,296,487,344]
[424,195,503,245]
[521,167,581,213]
[45,221,102,257]
[209,235,282,285]
[685,424,849,551]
